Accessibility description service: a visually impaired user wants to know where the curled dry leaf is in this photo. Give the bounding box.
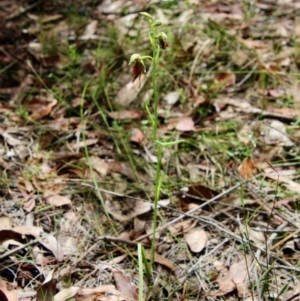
[261,120,294,146]
[36,270,57,301]
[184,227,207,253]
[105,199,151,222]
[107,110,142,120]
[80,20,98,40]
[46,195,71,207]
[116,76,146,107]
[214,72,236,87]
[238,158,256,179]
[109,254,128,265]
[130,128,144,144]
[175,117,195,132]
[89,156,109,177]
[53,287,80,301]
[168,219,197,234]
[211,257,251,297]
[2,132,23,146]
[26,96,57,121]
[229,257,251,297]
[263,167,300,195]
[78,285,118,296]
[23,197,36,212]
[71,97,84,107]
[215,267,236,296]
[13,226,64,261]
[58,235,78,256]
[164,91,180,105]
[132,249,175,272]
[178,184,219,211]
[113,270,138,301]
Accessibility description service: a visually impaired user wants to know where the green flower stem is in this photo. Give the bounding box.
[150,26,160,141]
[148,21,162,269]
[136,12,169,275]
[151,142,163,267]
[152,47,160,140]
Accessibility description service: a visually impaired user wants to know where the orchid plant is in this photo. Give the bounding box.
[128,12,170,275]
[129,12,169,140]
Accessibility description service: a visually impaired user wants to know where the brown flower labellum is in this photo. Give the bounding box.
[131,60,145,83]
[158,37,169,50]
[157,32,169,50]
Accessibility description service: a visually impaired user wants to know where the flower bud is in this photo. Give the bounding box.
[157,32,169,50]
[129,53,142,66]
[128,54,146,83]
[139,12,154,22]
[153,20,162,27]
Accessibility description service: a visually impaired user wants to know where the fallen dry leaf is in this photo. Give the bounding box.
[23,197,36,212]
[229,257,251,297]
[107,110,142,120]
[263,167,300,194]
[211,263,235,296]
[53,287,80,301]
[46,195,72,207]
[164,91,180,105]
[132,249,175,272]
[78,285,117,296]
[13,226,64,260]
[261,120,294,146]
[58,235,78,256]
[238,158,256,179]
[105,199,151,222]
[80,20,98,40]
[211,257,251,297]
[36,270,57,301]
[184,227,207,253]
[130,128,144,144]
[175,117,195,131]
[168,219,197,234]
[0,215,12,230]
[113,270,138,301]
[26,95,57,121]
[0,279,18,301]
[1,131,23,146]
[88,156,109,177]
[115,76,146,107]
[32,246,44,265]
[178,184,220,211]
[214,72,236,87]
[265,107,300,119]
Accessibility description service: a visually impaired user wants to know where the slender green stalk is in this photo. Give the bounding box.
[138,243,144,301]
[151,143,163,266]
[150,28,160,140]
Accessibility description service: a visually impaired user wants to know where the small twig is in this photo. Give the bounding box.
[265,221,289,249]
[257,261,300,273]
[0,238,40,260]
[186,238,229,275]
[269,228,300,252]
[135,182,242,242]
[5,1,41,20]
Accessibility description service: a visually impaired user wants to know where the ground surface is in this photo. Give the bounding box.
[1,1,300,300]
